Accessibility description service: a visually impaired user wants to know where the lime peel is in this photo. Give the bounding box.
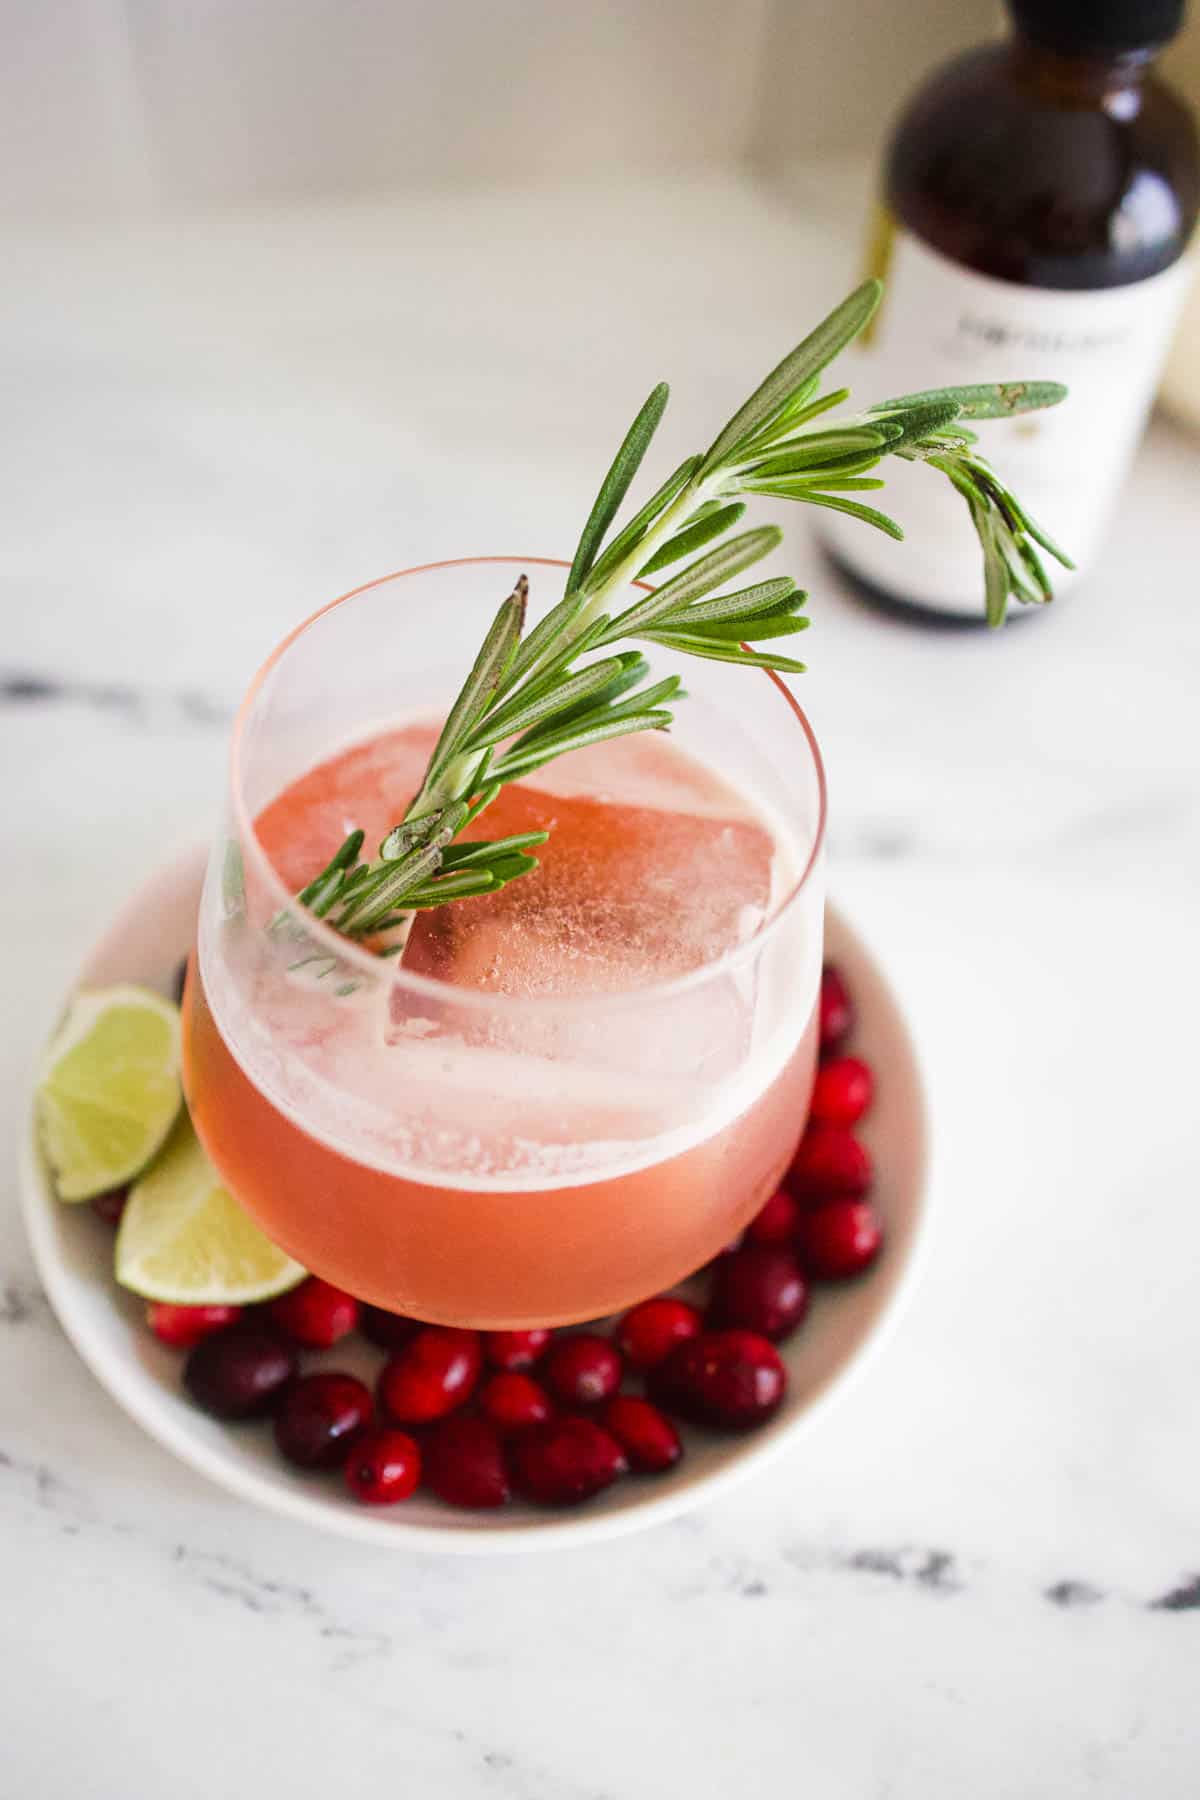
[116,1112,306,1305]
[38,984,183,1201]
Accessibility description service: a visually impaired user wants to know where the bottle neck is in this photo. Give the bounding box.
[1009,33,1156,109]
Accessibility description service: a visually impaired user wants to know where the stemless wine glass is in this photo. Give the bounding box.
[182,557,826,1328]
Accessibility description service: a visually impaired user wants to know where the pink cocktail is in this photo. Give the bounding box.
[183,559,825,1327]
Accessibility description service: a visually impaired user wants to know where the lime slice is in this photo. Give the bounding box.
[38,984,183,1201]
[116,1113,305,1304]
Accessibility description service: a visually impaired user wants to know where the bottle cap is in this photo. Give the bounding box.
[1007,0,1186,52]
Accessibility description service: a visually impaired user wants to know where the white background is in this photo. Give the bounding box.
[0,0,996,215]
[3,4,1199,1796]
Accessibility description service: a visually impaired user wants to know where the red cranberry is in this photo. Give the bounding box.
[745,1188,802,1248]
[424,1414,511,1508]
[345,1428,421,1505]
[273,1372,372,1470]
[649,1330,786,1431]
[478,1371,554,1436]
[810,1056,874,1128]
[483,1328,552,1371]
[709,1246,809,1341]
[91,1187,128,1226]
[614,1297,703,1372]
[542,1334,623,1407]
[819,963,854,1053]
[789,1123,873,1203]
[184,1324,296,1420]
[146,1301,241,1349]
[510,1415,627,1506]
[377,1327,481,1424]
[360,1304,421,1349]
[600,1396,682,1474]
[267,1276,359,1348]
[795,1200,883,1280]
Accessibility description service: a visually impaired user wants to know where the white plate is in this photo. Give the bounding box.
[20,846,929,1553]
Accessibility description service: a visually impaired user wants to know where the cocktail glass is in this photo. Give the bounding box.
[182,557,826,1327]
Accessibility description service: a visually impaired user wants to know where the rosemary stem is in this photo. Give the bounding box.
[375,480,721,968]
[410,745,491,817]
[573,472,726,631]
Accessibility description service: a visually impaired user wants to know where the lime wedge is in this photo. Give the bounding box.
[116,1113,305,1304]
[38,984,183,1200]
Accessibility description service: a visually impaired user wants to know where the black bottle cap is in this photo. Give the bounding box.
[1007,0,1186,52]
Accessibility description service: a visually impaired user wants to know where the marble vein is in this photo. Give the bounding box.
[0,1278,50,1324]
[0,1434,399,1670]
[0,667,232,728]
[7,1422,1196,1636]
[170,1546,393,1669]
[1148,1575,1200,1614]
[0,1443,100,1536]
[662,1534,1200,1620]
[466,1738,611,1800]
[1044,1579,1107,1610]
[841,1545,964,1592]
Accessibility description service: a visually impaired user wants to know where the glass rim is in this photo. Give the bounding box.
[230,555,827,1013]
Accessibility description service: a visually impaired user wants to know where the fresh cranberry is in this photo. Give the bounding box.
[360,1304,421,1350]
[267,1276,359,1348]
[478,1371,554,1436]
[789,1123,873,1203]
[819,963,855,1054]
[614,1297,703,1372]
[510,1415,627,1506]
[424,1414,511,1508]
[377,1327,482,1424]
[810,1056,874,1128]
[542,1334,623,1407]
[649,1329,786,1431]
[600,1396,682,1474]
[91,1187,128,1227]
[795,1200,883,1280]
[184,1323,296,1420]
[146,1301,241,1349]
[709,1246,809,1341]
[345,1428,422,1505]
[745,1188,802,1248]
[483,1328,552,1371]
[273,1372,372,1470]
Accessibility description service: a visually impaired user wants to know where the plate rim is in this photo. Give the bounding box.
[19,849,932,1554]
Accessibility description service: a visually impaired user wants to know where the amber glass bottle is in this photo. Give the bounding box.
[827,0,1199,624]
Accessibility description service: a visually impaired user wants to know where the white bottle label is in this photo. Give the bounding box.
[824,224,1193,616]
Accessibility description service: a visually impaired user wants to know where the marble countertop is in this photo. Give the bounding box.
[3,168,1198,1797]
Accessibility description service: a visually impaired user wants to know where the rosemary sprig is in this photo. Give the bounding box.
[292,279,1071,955]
